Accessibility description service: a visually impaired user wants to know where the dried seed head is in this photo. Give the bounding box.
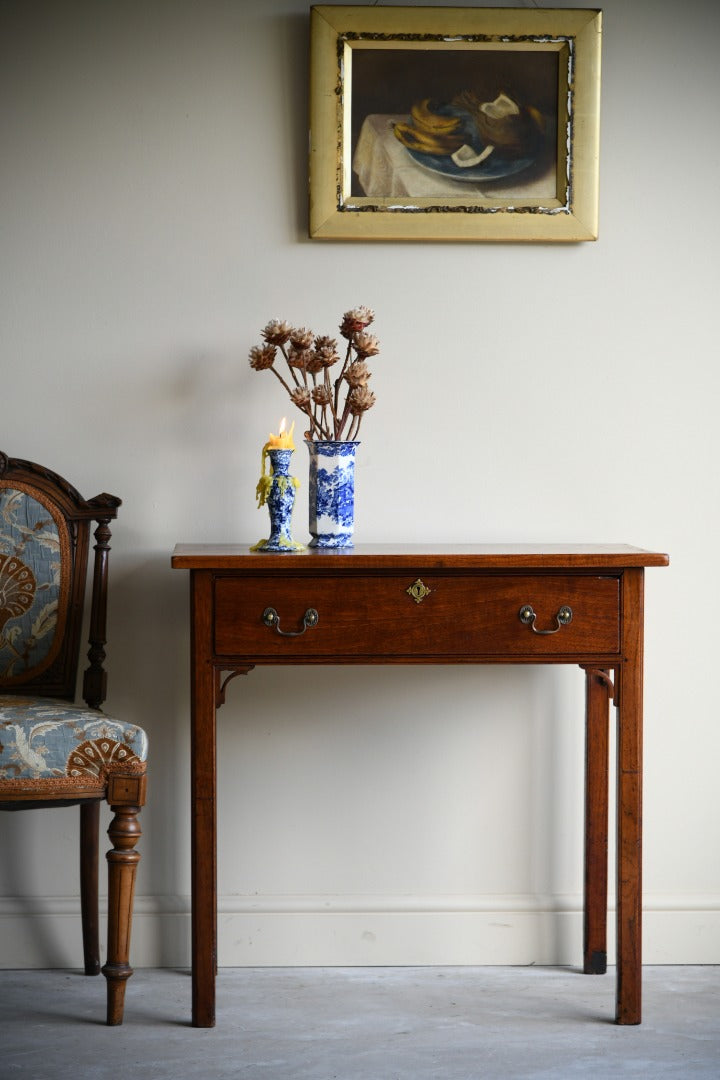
[290,387,312,409]
[249,345,277,370]
[262,319,292,345]
[316,344,340,368]
[311,385,333,406]
[287,346,311,370]
[340,306,374,339]
[315,335,338,351]
[290,327,314,349]
[305,351,325,375]
[344,360,371,388]
[353,332,379,358]
[347,386,376,414]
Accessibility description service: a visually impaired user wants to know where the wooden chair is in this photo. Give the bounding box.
[0,452,147,1024]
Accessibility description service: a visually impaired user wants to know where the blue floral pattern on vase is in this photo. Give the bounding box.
[306,441,359,548]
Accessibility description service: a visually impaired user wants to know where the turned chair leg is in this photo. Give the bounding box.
[102,800,143,1025]
[80,801,101,976]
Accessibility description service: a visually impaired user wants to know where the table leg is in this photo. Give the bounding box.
[190,574,217,1028]
[583,666,611,975]
[615,569,644,1025]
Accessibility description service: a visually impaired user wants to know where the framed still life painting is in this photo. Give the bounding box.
[309,6,602,242]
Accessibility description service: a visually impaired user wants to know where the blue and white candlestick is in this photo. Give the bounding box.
[252,446,303,552]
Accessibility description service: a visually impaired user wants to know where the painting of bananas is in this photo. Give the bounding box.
[311,6,601,240]
[393,92,546,182]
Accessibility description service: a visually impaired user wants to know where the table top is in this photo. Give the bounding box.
[172,543,669,571]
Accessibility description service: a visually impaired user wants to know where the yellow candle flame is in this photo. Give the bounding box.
[266,417,295,450]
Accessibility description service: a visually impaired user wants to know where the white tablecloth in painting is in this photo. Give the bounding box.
[352,114,556,201]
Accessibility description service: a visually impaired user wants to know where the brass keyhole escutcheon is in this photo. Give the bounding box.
[407,579,431,604]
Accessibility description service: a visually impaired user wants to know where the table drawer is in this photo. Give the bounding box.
[213,573,620,660]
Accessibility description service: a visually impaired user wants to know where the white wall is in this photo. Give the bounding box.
[1,0,718,969]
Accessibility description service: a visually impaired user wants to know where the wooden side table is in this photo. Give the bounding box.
[171,544,668,1027]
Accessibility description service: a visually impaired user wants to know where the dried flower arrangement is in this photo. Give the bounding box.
[249,306,378,442]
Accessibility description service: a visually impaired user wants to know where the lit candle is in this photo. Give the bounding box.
[257,419,295,508]
[266,418,295,450]
[252,415,303,551]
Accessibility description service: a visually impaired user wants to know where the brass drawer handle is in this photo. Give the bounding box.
[518,604,573,635]
[262,606,319,637]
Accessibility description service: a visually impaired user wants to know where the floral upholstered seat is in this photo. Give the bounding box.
[0,453,148,1025]
[0,697,148,791]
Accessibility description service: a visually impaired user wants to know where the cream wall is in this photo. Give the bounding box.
[1,0,718,970]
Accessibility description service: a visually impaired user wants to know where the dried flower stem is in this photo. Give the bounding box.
[277,343,302,388]
[333,340,354,421]
[347,414,362,441]
[268,366,295,398]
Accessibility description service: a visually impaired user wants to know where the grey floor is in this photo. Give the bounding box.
[1,966,718,1080]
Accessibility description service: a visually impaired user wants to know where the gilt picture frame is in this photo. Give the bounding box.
[309,6,601,242]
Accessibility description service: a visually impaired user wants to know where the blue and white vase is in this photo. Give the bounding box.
[252,448,303,552]
[306,440,359,548]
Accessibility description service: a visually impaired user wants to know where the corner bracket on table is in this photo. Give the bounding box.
[215,665,255,708]
[581,665,617,703]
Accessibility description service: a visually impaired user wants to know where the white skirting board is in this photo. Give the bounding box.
[1,894,719,968]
